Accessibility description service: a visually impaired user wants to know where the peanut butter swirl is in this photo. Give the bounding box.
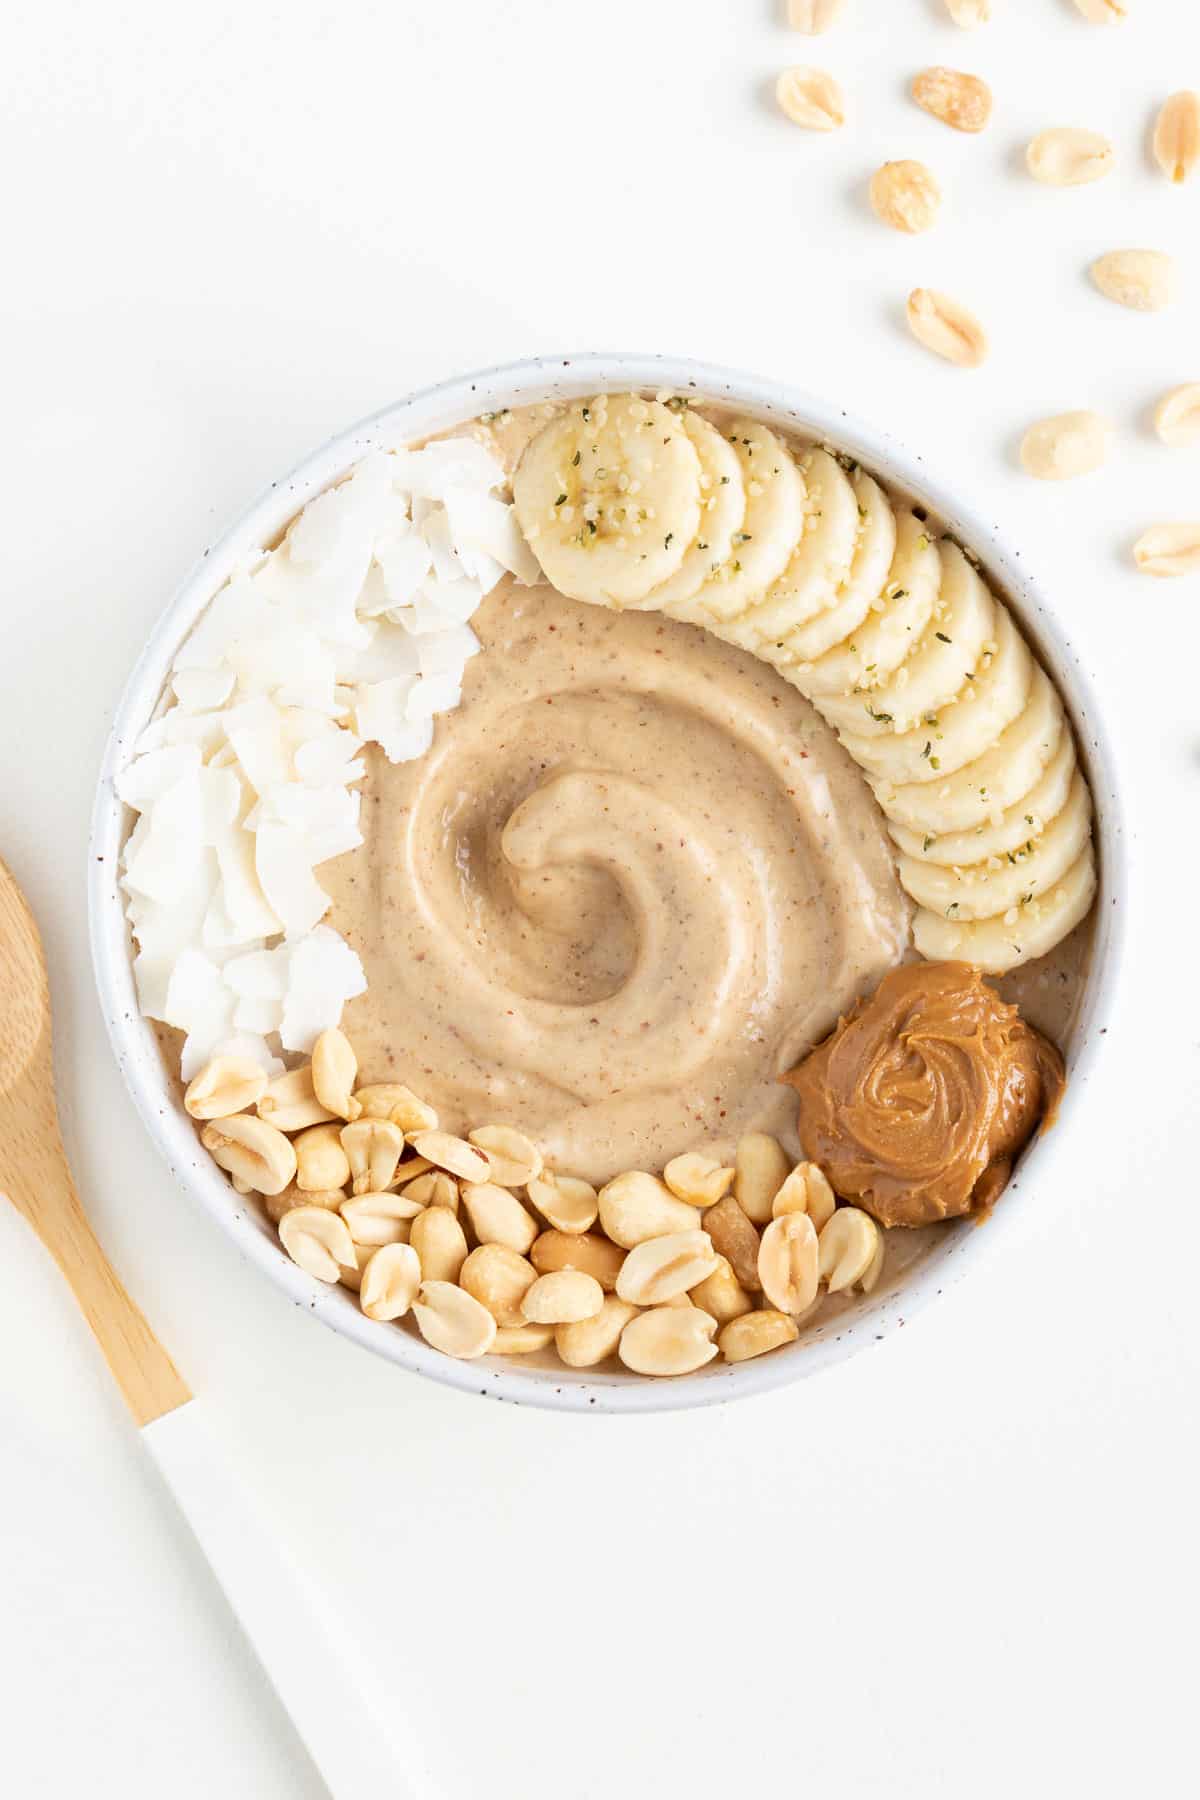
[782,962,1065,1228]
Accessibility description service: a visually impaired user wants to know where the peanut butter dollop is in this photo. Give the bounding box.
[782,961,1065,1229]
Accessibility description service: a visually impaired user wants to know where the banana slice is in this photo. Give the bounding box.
[876,667,1064,835]
[838,604,1033,785]
[818,541,996,739]
[512,395,701,607]
[730,449,861,643]
[767,469,897,666]
[912,843,1097,975]
[889,728,1078,866]
[794,511,941,699]
[648,411,746,609]
[897,774,1092,920]
[687,421,807,623]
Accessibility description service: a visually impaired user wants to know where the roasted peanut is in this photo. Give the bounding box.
[184,1056,267,1120]
[278,1205,357,1282]
[618,1307,718,1376]
[340,1118,405,1194]
[293,1122,351,1192]
[411,1282,497,1359]
[311,1027,361,1122]
[521,1270,605,1325]
[615,1231,720,1306]
[733,1133,790,1224]
[339,1188,425,1247]
[772,1162,837,1231]
[403,1170,459,1212]
[491,1323,556,1355]
[460,1182,539,1254]
[257,1065,337,1132]
[530,1230,625,1293]
[526,1172,599,1235]
[662,1151,735,1207]
[410,1206,469,1284]
[460,1244,538,1328]
[758,1211,820,1315]
[411,1130,491,1183]
[467,1124,543,1187]
[556,1297,640,1368]
[359,1243,420,1320]
[689,1255,755,1326]
[718,1310,800,1363]
[702,1194,763,1290]
[201,1114,297,1196]
[597,1170,702,1248]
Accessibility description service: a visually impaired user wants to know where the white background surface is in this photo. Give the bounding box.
[1,3,1197,1796]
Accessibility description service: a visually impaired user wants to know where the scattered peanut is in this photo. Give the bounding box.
[1153,385,1200,448]
[787,0,846,31]
[618,1306,718,1376]
[201,1114,296,1196]
[869,160,942,234]
[1026,128,1114,187]
[1019,411,1114,481]
[556,1297,641,1368]
[460,1243,538,1327]
[701,1194,763,1291]
[772,1162,837,1231]
[467,1124,543,1187]
[340,1118,405,1195]
[689,1255,755,1326]
[597,1171,702,1248]
[717,1310,800,1363]
[530,1230,626,1292]
[616,1230,720,1307]
[758,1212,820,1316]
[278,1205,357,1283]
[733,1133,791,1225]
[1153,91,1200,185]
[390,1154,433,1189]
[256,1065,336,1132]
[775,66,846,131]
[409,1205,469,1284]
[310,1027,361,1121]
[1132,523,1200,577]
[411,1130,491,1183]
[526,1172,599,1235]
[339,1188,425,1247]
[859,1230,886,1295]
[662,1151,735,1208]
[293,1121,351,1192]
[906,288,989,368]
[359,1243,421,1321]
[817,1207,881,1293]
[1090,250,1178,313]
[460,1182,539,1254]
[911,66,992,134]
[521,1270,605,1325]
[184,1056,267,1120]
[411,1281,497,1359]
[338,1240,377,1293]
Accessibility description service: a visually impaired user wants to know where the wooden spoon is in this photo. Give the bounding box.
[0,856,416,1798]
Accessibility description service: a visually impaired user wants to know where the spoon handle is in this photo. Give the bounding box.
[3,1131,191,1425]
[142,1401,420,1798]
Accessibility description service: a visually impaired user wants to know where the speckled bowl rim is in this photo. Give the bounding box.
[88,352,1127,1415]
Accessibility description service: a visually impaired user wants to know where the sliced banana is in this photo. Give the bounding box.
[897,774,1092,920]
[512,395,701,608]
[730,449,861,643]
[769,469,897,666]
[889,728,1078,867]
[818,541,996,738]
[876,667,1064,835]
[648,411,746,609]
[794,511,941,699]
[912,842,1097,975]
[686,420,807,623]
[839,604,1033,785]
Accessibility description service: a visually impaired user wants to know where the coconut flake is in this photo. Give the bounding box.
[279,927,367,1054]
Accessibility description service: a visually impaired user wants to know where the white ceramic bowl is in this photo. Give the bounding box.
[89,353,1126,1414]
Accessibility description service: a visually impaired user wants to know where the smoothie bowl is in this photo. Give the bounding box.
[89,353,1125,1413]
